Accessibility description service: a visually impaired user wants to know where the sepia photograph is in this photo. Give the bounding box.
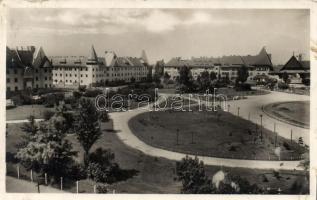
[2,1,315,198]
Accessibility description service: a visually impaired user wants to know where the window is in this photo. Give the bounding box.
[44,69,47,73]
[14,69,18,74]
[14,78,18,83]
[81,74,83,77]
[66,74,68,77]
[55,73,57,76]
[6,78,10,83]
[81,80,83,83]
[75,74,77,77]
[35,77,39,81]
[14,86,18,91]
[7,87,10,91]
[86,75,88,77]
[35,69,39,73]
[36,84,39,88]
[60,74,62,77]
[45,84,48,88]
[45,77,47,80]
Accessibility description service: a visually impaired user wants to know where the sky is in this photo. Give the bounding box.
[7,8,310,65]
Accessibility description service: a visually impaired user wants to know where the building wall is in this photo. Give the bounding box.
[6,68,25,91]
[52,64,149,88]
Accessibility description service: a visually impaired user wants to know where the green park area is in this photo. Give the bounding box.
[6,120,308,194]
[129,107,307,161]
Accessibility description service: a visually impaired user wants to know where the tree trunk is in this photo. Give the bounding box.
[83,150,89,167]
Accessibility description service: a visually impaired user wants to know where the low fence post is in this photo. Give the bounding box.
[76,181,79,194]
[60,177,63,190]
[30,170,33,182]
[94,185,96,193]
[17,165,20,179]
[45,173,48,185]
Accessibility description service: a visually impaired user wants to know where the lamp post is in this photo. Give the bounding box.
[228,104,230,112]
[237,107,240,116]
[260,114,263,141]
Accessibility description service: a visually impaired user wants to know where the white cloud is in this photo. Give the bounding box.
[9,9,236,35]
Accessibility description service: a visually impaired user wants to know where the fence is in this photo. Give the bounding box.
[6,162,116,193]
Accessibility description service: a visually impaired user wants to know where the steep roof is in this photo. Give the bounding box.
[165,47,273,69]
[6,46,51,69]
[280,56,309,71]
[141,50,149,64]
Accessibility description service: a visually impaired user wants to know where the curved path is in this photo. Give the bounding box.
[221,90,309,145]
[109,92,307,170]
[6,90,308,170]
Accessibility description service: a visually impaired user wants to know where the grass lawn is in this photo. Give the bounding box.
[6,105,55,120]
[129,107,307,161]
[263,101,310,128]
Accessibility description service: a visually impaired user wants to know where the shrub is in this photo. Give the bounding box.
[278,82,289,90]
[96,184,109,193]
[72,91,82,99]
[235,83,251,91]
[302,79,310,86]
[83,89,103,98]
[99,111,109,122]
[43,110,55,121]
[283,142,291,151]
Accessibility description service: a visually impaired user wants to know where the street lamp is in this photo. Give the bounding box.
[259,114,263,141]
[237,107,240,116]
[227,104,230,112]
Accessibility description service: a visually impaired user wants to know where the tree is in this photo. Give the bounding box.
[200,71,210,91]
[236,65,249,84]
[87,148,120,183]
[74,99,102,166]
[163,72,171,84]
[282,72,289,84]
[153,72,161,85]
[130,77,136,84]
[16,120,77,181]
[176,156,214,194]
[18,115,39,149]
[146,72,153,83]
[210,71,217,81]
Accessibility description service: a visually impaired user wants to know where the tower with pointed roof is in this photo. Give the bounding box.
[87,45,99,65]
[141,50,149,65]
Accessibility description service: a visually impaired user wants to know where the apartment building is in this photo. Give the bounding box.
[51,46,150,88]
[6,46,53,92]
[164,47,273,81]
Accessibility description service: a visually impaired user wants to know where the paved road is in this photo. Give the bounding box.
[109,94,305,170]
[6,91,308,170]
[6,176,66,193]
[221,90,309,145]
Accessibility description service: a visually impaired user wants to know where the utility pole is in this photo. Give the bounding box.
[260,114,263,141]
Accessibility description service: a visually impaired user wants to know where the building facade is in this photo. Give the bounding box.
[51,46,150,88]
[164,47,273,81]
[6,46,53,92]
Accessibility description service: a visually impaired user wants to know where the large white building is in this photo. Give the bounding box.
[164,47,273,81]
[6,46,53,92]
[51,46,150,88]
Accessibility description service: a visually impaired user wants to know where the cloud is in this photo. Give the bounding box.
[9,9,217,35]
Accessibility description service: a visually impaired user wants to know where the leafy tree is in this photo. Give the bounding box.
[200,71,211,91]
[146,72,153,83]
[153,72,161,85]
[130,77,136,83]
[236,65,249,84]
[87,148,120,183]
[176,156,214,194]
[210,71,217,81]
[74,99,102,166]
[178,66,192,86]
[163,72,171,84]
[16,120,77,181]
[18,115,39,149]
[282,72,289,84]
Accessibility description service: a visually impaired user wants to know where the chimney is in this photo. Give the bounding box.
[298,54,302,61]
